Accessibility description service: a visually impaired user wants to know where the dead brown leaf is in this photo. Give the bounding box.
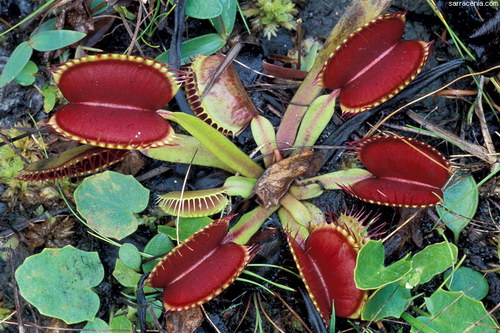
[25,216,74,252]
[253,149,314,208]
[165,306,203,333]
[112,151,144,175]
[56,0,94,34]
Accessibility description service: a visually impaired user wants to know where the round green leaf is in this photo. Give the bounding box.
[158,216,213,242]
[355,240,413,290]
[119,243,142,271]
[444,267,489,300]
[146,299,163,323]
[415,289,498,332]
[14,60,38,86]
[361,282,413,321]
[113,259,141,288]
[409,242,458,285]
[110,311,133,330]
[29,30,86,51]
[156,33,226,64]
[209,0,236,36]
[75,171,149,240]
[0,41,33,87]
[169,0,222,19]
[83,318,109,332]
[142,233,174,273]
[40,85,57,113]
[32,18,57,36]
[436,175,478,243]
[15,246,104,324]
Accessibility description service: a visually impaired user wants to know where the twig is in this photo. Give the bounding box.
[466,303,500,332]
[0,208,70,238]
[406,110,496,164]
[381,208,424,243]
[0,126,50,149]
[381,122,441,138]
[8,250,25,333]
[200,42,243,99]
[135,165,170,182]
[0,131,30,164]
[366,64,500,137]
[474,76,499,171]
[126,4,143,56]
[118,12,144,57]
[257,293,286,333]
[296,18,303,70]
[273,291,313,333]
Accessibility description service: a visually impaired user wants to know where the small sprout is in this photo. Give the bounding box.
[341,136,451,207]
[185,55,258,136]
[146,216,251,311]
[315,12,432,114]
[157,187,229,218]
[49,54,180,149]
[17,145,130,181]
[243,0,298,39]
[287,212,368,322]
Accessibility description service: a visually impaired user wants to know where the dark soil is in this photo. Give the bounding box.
[0,0,499,332]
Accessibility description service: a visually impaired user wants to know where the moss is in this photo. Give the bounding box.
[243,0,298,39]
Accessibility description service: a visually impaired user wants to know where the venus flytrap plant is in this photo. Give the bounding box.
[12,4,468,328]
[16,52,454,327]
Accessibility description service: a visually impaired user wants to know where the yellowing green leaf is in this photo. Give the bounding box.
[15,246,103,324]
[74,171,149,240]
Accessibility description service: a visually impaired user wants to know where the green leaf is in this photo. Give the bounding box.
[144,134,237,173]
[90,0,110,14]
[113,259,141,288]
[110,311,133,330]
[302,40,320,71]
[29,30,86,51]
[209,0,237,36]
[444,267,489,300]
[406,242,458,287]
[223,176,257,198]
[142,233,174,273]
[119,243,142,271]
[414,289,498,332]
[355,240,412,290]
[329,301,335,333]
[361,282,413,321]
[0,41,33,87]
[156,33,226,64]
[40,85,57,113]
[30,18,57,38]
[146,299,163,323]
[251,115,277,167]
[158,217,213,242]
[74,171,150,240]
[166,112,263,178]
[294,94,336,147]
[229,205,279,245]
[169,0,222,19]
[14,60,38,86]
[436,175,478,243]
[15,246,104,324]
[82,318,109,332]
[292,168,372,200]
